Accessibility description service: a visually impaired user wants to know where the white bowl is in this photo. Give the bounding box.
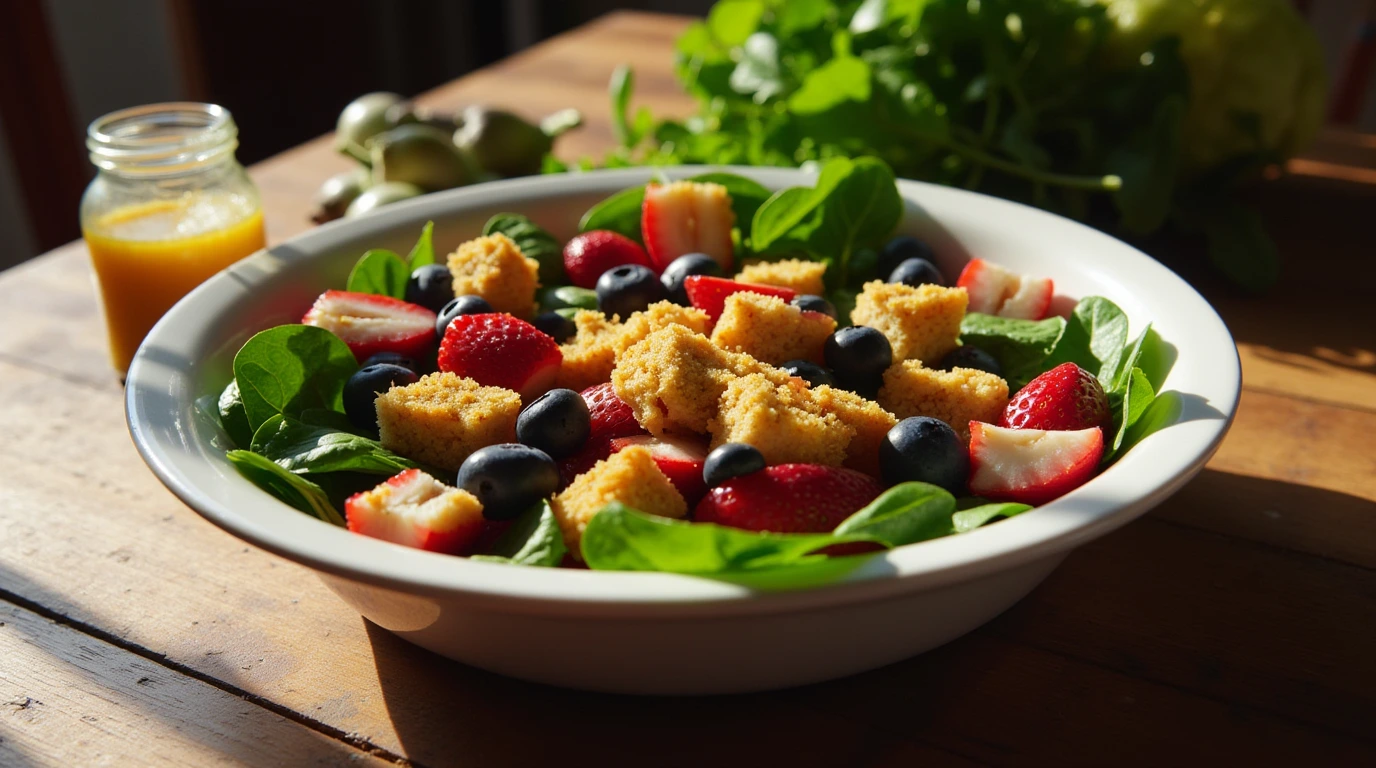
[126,167,1239,695]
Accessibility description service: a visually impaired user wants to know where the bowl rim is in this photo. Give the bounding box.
[125,166,1240,616]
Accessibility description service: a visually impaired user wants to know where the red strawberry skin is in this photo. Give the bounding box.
[683,275,797,322]
[557,437,613,488]
[563,230,655,288]
[581,383,647,443]
[1001,363,1110,431]
[437,313,562,400]
[344,469,485,555]
[609,435,708,506]
[695,464,883,534]
[641,181,736,272]
[968,423,1104,506]
[302,290,437,361]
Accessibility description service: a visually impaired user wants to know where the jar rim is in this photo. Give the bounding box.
[87,102,239,175]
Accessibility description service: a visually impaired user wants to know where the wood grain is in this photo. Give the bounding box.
[0,600,393,768]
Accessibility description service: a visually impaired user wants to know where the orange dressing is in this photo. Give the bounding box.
[83,194,266,374]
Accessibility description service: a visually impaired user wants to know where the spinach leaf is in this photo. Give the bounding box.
[833,482,957,546]
[346,249,409,299]
[471,500,567,567]
[1110,323,1155,394]
[297,407,360,433]
[959,313,1067,389]
[232,325,359,432]
[1107,367,1156,459]
[1116,389,1182,458]
[952,502,1032,533]
[407,221,436,268]
[217,379,253,449]
[579,185,646,242]
[707,0,765,46]
[250,414,418,476]
[610,65,637,148]
[484,212,565,284]
[540,285,598,312]
[1045,296,1131,387]
[226,450,344,526]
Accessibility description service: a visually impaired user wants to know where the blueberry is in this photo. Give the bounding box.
[939,345,1003,377]
[597,264,662,318]
[790,294,837,319]
[361,351,420,373]
[456,443,560,521]
[880,417,970,495]
[824,326,892,397]
[703,443,766,487]
[516,388,591,460]
[435,295,493,337]
[660,253,721,305]
[532,311,577,344]
[878,236,938,278]
[343,364,419,432]
[888,257,945,288]
[780,359,837,388]
[404,263,455,313]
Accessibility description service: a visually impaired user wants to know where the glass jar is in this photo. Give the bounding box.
[81,103,266,378]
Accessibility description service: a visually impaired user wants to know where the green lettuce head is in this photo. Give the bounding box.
[1100,0,1326,175]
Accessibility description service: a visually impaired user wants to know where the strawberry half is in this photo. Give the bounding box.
[437,313,562,400]
[581,382,647,443]
[967,422,1103,506]
[999,276,1054,320]
[683,275,797,323]
[557,436,614,488]
[695,464,883,534]
[610,435,708,506]
[1001,362,1110,432]
[641,181,736,272]
[302,290,437,361]
[955,260,1054,320]
[344,469,486,555]
[563,230,654,288]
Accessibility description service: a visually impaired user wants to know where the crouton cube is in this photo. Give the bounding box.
[557,310,623,390]
[612,301,711,357]
[849,280,967,363]
[446,233,540,317]
[877,361,1009,441]
[736,258,827,295]
[375,372,521,472]
[808,385,898,476]
[710,292,836,365]
[708,374,855,466]
[551,445,687,558]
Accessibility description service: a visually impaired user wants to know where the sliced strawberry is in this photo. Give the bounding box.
[437,313,562,400]
[563,230,654,288]
[641,181,736,272]
[968,422,1104,506]
[580,382,647,443]
[344,469,485,555]
[999,275,1054,320]
[302,290,437,362]
[610,435,708,506]
[1001,362,1110,432]
[695,464,883,534]
[557,436,614,488]
[955,259,1018,315]
[683,275,797,323]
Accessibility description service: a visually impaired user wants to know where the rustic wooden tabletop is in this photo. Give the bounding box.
[1,11,1373,767]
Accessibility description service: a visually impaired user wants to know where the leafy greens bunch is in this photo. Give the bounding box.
[585,0,1321,291]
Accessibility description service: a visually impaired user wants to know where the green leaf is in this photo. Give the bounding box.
[849,0,889,34]
[1204,202,1280,293]
[833,482,957,546]
[1045,297,1131,388]
[407,221,436,268]
[788,56,872,115]
[1107,367,1155,459]
[953,502,1032,533]
[776,0,830,34]
[579,185,646,242]
[346,249,409,299]
[226,450,344,526]
[959,313,1067,390]
[217,379,253,449]
[232,325,359,432]
[751,186,822,252]
[609,65,636,148]
[706,0,764,47]
[471,500,567,567]
[811,156,902,262]
[1116,389,1183,457]
[540,285,599,312]
[250,415,418,475]
[1109,96,1184,235]
[1110,323,1154,394]
[730,32,783,103]
[483,212,565,284]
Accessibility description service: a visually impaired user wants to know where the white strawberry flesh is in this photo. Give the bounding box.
[641,181,736,272]
[956,260,1054,320]
[344,469,485,555]
[609,435,708,504]
[998,276,1054,320]
[967,422,1103,506]
[302,290,437,361]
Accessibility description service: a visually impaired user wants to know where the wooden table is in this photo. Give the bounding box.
[2,12,1373,766]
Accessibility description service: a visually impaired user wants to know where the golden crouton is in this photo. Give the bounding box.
[736,258,827,295]
[611,301,711,358]
[551,445,687,558]
[808,385,898,477]
[710,292,836,365]
[376,373,521,472]
[878,361,1009,441]
[708,374,854,466]
[446,233,539,317]
[557,310,623,390]
[849,280,966,364]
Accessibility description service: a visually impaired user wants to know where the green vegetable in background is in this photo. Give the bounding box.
[371,123,476,192]
[335,92,405,162]
[345,182,423,218]
[483,213,565,284]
